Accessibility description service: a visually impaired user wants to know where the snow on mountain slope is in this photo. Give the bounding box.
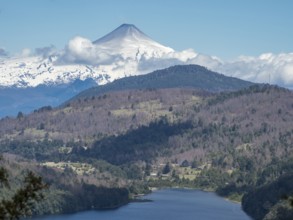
[0,24,192,88]
[0,56,111,87]
[93,24,174,59]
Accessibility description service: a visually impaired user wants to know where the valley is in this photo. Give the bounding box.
[1,72,293,219]
[1,2,293,219]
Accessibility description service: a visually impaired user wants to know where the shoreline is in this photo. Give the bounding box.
[33,187,242,219]
[33,188,248,219]
[148,186,242,204]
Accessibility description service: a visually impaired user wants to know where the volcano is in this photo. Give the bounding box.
[93,24,152,44]
[92,24,174,60]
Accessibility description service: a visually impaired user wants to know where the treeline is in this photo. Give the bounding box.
[35,185,129,215]
[207,84,287,106]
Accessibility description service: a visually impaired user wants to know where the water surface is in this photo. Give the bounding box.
[35,189,251,220]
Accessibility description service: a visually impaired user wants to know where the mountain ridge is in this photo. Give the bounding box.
[68,64,254,102]
[0,78,97,118]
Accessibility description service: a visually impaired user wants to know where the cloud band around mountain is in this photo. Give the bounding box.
[58,36,123,65]
[57,36,293,88]
[214,53,293,89]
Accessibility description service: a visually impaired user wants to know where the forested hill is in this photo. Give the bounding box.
[1,84,293,219]
[242,171,293,220]
[69,64,254,101]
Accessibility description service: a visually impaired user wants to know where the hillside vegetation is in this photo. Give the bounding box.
[70,64,253,100]
[0,153,129,216]
[0,88,208,145]
[0,84,293,219]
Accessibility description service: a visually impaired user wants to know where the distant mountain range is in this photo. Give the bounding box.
[1,24,253,118]
[0,79,97,118]
[0,64,253,118]
[0,24,176,88]
[0,23,256,118]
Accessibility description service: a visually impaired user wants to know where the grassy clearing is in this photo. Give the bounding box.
[111,99,173,120]
[148,165,202,182]
[24,128,47,136]
[177,167,201,180]
[111,109,135,117]
[41,161,95,175]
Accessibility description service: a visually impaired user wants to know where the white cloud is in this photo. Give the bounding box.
[188,54,222,69]
[282,64,293,85]
[138,49,293,89]
[20,48,31,57]
[58,36,122,65]
[137,56,183,72]
[211,53,293,88]
[164,49,197,62]
[57,36,201,73]
[137,50,222,74]
[44,35,293,89]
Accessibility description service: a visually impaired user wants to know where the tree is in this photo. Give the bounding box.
[39,122,45,130]
[283,195,293,208]
[16,112,24,120]
[191,160,198,169]
[181,160,190,167]
[162,163,171,174]
[0,169,8,188]
[0,157,48,220]
[145,163,152,176]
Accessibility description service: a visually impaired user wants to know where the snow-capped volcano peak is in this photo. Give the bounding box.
[92,24,174,58]
[93,24,151,44]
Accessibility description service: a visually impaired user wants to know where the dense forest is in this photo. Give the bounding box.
[242,172,293,220]
[0,88,209,144]
[0,83,293,219]
[0,154,130,217]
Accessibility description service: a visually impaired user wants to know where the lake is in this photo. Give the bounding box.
[34,188,251,220]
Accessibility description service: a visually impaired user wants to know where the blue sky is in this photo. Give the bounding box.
[0,0,293,59]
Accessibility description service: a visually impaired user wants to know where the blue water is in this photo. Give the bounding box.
[35,189,251,220]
